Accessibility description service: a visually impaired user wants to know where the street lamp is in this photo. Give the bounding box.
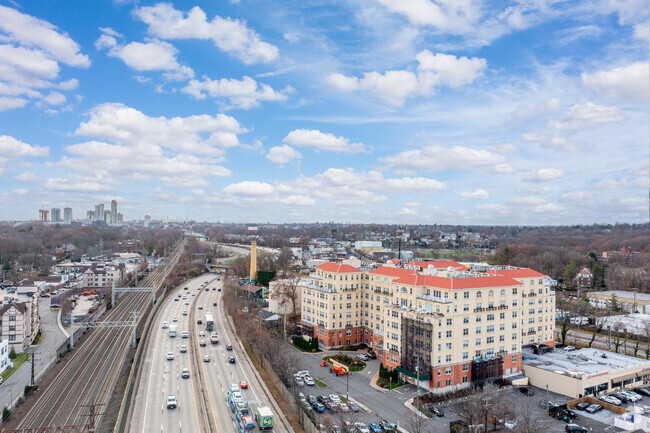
[546,384,549,416]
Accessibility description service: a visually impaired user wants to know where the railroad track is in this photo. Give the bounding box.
[8,239,187,430]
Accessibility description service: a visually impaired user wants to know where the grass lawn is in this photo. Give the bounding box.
[322,354,365,372]
[1,354,30,382]
[313,378,328,388]
[376,378,404,390]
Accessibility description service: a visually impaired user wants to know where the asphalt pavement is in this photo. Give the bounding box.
[0,297,67,412]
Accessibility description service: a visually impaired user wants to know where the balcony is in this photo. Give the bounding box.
[416,294,452,304]
[309,273,323,280]
[549,290,556,295]
[497,350,508,355]
[303,282,337,293]
[527,330,537,335]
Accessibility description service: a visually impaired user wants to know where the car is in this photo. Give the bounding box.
[200,340,206,347]
[621,390,641,401]
[575,402,590,411]
[338,403,349,413]
[295,377,304,386]
[239,380,248,389]
[174,297,180,301]
[302,401,313,412]
[429,406,444,417]
[231,391,243,402]
[585,404,602,414]
[368,422,382,433]
[613,392,629,403]
[182,295,187,299]
[308,395,317,405]
[539,400,557,409]
[599,395,621,405]
[298,392,306,402]
[226,344,233,351]
[325,401,339,412]
[348,401,360,412]
[519,386,534,396]
[218,288,221,291]
[563,346,576,352]
[229,384,241,393]
[166,352,174,360]
[197,319,202,324]
[296,370,310,377]
[180,345,187,353]
[367,351,377,359]
[203,355,210,362]
[379,420,396,432]
[312,402,326,413]
[563,409,577,418]
[184,287,188,290]
[213,302,217,306]
[503,420,517,430]
[185,301,189,305]
[329,394,342,404]
[565,424,588,432]
[172,317,178,322]
[198,306,203,310]
[635,388,650,397]
[354,422,370,433]
[356,354,368,361]
[162,321,168,329]
[182,368,190,379]
[304,377,315,386]
[318,395,330,404]
[199,331,205,337]
[181,331,188,339]
[228,356,236,364]
[166,395,178,409]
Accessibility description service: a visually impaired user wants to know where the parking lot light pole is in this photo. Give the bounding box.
[546,384,549,416]
[346,371,349,401]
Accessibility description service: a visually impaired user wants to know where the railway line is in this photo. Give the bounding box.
[5,238,186,431]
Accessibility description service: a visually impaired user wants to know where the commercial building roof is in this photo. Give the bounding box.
[523,347,650,379]
[316,262,361,273]
[589,291,650,302]
[407,260,468,271]
[369,267,419,278]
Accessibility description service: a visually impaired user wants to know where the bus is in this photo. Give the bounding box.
[205,313,214,331]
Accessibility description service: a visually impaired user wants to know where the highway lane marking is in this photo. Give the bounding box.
[141,291,167,433]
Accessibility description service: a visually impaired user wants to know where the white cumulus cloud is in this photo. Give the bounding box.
[549,102,624,130]
[283,129,370,154]
[133,3,279,64]
[523,168,565,182]
[223,181,274,196]
[460,189,489,199]
[327,50,486,105]
[582,62,649,101]
[182,76,290,109]
[267,145,302,164]
[380,144,504,173]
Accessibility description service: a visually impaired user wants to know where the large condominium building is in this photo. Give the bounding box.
[301,261,556,392]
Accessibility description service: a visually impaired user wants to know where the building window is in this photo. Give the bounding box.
[463,352,468,359]
[512,355,517,363]
[446,331,452,338]
[8,335,15,341]
[8,316,15,322]
[445,379,451,386]
[445,367,451,375]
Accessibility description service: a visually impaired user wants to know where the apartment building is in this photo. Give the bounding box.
[81,263,126,288]
[301,261,556,392]
[0,296,40,353]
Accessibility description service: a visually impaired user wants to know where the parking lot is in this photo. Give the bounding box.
[289,343,624,432]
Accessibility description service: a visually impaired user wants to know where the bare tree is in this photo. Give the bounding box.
[271,277,301,323]
[406,405,430,433]
[515,398,552,433]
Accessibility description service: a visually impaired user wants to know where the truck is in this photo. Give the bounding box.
[169,324,177,337]
[255,406,274,430]
[205,313,214,331]
[210,332,219,344]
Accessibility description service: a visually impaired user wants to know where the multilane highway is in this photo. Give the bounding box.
[130,273,291,433]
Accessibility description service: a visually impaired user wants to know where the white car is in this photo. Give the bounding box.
[166,395,177,409]
[563,346,576,352]
[304,377,315,386]
[180,345,187,353]
[229,384,241,393]
[504,420,517,430]
[600,395,621,405]
[295,370,310,378]
[183,310,188,316]
[181,331,188,339]
[295,377,304,386]
[185,301,189,305]
[231,391,243,402]
[166,352,174,360]
[621,391,641,401]
[354,422,370,433]
[162,321,168,329]
[182,295,187,299]
[199,331,205,337]
[329,394,342,404]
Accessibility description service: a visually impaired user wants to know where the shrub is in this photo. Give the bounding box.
[8,347,16,360]
[2,407,10,421]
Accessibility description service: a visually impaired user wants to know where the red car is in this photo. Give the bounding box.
[239,380,248,389]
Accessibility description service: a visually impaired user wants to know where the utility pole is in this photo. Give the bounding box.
[29,348,40,386]
[82,403,105,433]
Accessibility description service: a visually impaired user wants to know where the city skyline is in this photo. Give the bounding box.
[0,1,647,225]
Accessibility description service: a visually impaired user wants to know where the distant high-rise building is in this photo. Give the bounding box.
[95,204,104,221]
[110,200,117,224]
[51,208,61,222]
[87,210,95,220]
[117,212,123,223]
[63,207,73,222]
[144,215,151,227]
[104,210,110,222]
[39,209,49,222]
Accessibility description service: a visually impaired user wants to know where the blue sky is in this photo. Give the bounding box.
[0,0,648,224]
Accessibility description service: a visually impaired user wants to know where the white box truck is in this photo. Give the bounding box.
[169,324,177,337]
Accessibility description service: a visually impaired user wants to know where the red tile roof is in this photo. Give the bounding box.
[316,262,361,273]
[393,274,522,289]
[407,260,468,271]
[369,267,419,278]
[486,268,546,278]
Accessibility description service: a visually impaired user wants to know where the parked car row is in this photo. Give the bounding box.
[299,393,360,414]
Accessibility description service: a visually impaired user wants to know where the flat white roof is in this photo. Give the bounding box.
[589,290,650,302]
[523,347,650,379]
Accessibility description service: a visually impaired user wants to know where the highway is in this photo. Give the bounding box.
[7,239,185,430]
[130,273,292,433]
